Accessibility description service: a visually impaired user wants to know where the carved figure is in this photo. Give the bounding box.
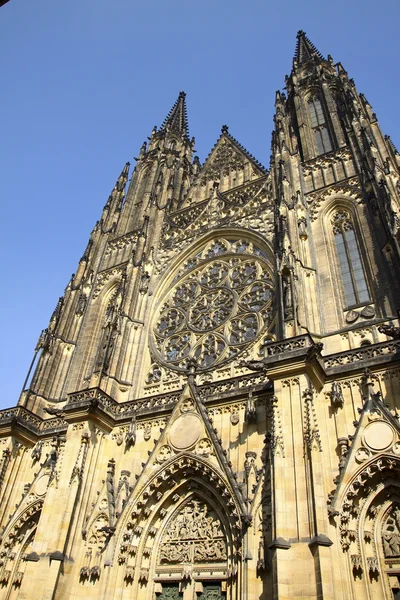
[159,500,227,565]
[382,505,400,557]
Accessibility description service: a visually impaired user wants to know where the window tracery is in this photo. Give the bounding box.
[151,238,274,372]
[332,210,369,307]
[308,96,333,155]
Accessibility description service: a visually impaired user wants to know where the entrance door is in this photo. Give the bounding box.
[159,583,181,599]
[198,584,224,599]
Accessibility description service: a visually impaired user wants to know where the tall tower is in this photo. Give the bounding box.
[0,33,400,600]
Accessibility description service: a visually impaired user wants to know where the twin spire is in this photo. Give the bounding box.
[156,32,323,142]
[294,30,324,65]
[159,90,190,138]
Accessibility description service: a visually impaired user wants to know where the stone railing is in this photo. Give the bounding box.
[325,339,400,372]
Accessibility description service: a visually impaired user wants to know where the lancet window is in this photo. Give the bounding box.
[308,96,333,155]
[332,210,369,307]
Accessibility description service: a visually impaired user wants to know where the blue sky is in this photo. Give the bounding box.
[1,0,399,407]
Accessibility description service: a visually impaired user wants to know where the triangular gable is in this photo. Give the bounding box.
[197,127,267,186]
[328,372,400,518]
[125,374,248,520]
[112,373,250,573]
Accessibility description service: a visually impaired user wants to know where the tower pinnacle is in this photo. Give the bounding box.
[294,30,324,65]
[159,91,189,138]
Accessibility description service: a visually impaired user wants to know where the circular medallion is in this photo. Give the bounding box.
[364,421,394,451]
[169,414,203,450]
[35,474,50,496]
[355,448,370,463]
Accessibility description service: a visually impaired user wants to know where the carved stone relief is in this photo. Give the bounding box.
[383,506,400,558]
[158,500,227,565]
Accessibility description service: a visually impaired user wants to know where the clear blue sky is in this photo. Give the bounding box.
[1,0,399,408]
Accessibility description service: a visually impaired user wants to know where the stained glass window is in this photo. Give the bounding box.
[308,97,333,155]
[152,239,274,372]
[332,211,369,307]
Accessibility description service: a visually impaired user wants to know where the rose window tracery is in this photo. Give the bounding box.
[151,238,274,372]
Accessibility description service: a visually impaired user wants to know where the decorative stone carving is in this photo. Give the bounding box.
[303,388,322,452]
[230,412,239,425]
[268,396,285,457]
[152,239,274,372]
[244,391,257,423]
[156,445,172,463]
[337,438,349,470]
[158,583,181,599]
[355,448,370,463]
[298,216,308,240]
[93,275,126,374]
[382,506,400,557]
[200,139,246,184]
[361,305,375,319]
[330,381,344,410]
[31,441,43,463]
[195,438,212,457]
[180,398,195,413]
[139,270,150,294]
[143,425,152,441]
[158,500,227,565]
[125,415,137,448]
[367,556,379,574]
[92,266,125,299]
[75,292,87,316]
[346,310,359,324]
[379,324,400,340]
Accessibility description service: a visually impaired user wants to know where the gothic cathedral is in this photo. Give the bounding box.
[1,31,400,600]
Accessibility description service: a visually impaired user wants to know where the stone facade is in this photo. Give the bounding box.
[1,31,400,599]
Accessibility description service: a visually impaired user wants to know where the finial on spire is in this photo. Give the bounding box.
[221,125,229,134]
[294,30,324,65]
[115,162,130,192]
[160,91,189,138]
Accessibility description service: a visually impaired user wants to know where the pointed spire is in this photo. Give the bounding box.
[160,91,189,138]
[294,30,324,65]
[115,162,130,193]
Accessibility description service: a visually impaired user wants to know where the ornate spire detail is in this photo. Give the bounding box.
[160,91,189,138]
[115,162,130,192]
[103,161,130,213]
[294,30,324,65]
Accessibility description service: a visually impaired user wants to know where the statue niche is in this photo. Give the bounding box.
[158,499,227,567]
[382,505,400,558]
[94,277,126,374]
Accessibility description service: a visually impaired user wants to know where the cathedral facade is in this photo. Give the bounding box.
[1,31,400,599]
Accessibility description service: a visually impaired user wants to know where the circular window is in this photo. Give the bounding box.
[151,238,274,372]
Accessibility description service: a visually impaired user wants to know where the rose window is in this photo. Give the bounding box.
[151,238,274,372]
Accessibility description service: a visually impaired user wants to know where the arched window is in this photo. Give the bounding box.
[168,139,177,151]
[332,210,369,306]
[308,96,333,155]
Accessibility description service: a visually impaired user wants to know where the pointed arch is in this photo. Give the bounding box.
[321,198,372,311]
[85,273,126,378]
[111,453,244,596]
[333,454,400,593]
[0,500,43,591]
[148,229,275,375]
[306,93,334,156]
